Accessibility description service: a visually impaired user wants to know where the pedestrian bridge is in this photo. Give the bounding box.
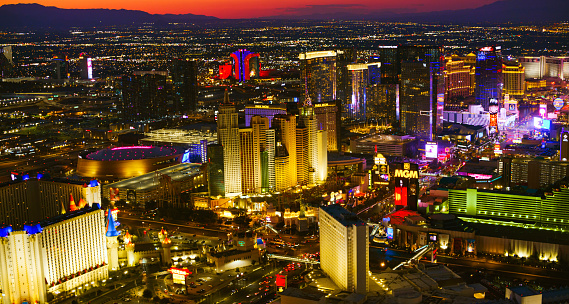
[267,254,320,264]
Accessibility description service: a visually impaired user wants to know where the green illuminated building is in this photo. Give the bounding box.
[448,187,569,229]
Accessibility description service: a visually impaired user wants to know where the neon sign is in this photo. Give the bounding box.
[394,169,418,179]
[169,267,191,285]
[111,146,152,150]
[169,268,191,276]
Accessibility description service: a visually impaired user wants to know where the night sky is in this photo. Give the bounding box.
[2,0,499,19]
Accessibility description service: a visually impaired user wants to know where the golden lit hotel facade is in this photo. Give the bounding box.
[0,206,108,304]
[319,204,369,294]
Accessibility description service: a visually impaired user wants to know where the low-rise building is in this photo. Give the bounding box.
[350,134,417,157]
[103,163,206,207]
[206,232,260,272]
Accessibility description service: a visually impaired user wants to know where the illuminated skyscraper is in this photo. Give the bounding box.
[239,129,255,194]
[0,46,12,77]
[336,48,357,108]
[367,83,399,127]
[475,46,503,110]
[443,56,472,100]
[120,72,169,120]
[300,102,321,185]
[207,144,225,197]
[172,57,199,113]
[1,46,12,65]
[274,143,291,191]
[79,52,93,79]
[319,204,368,294]
[399,46,443,140]
[273,114,297,188]
[296,121,309,185]
[52,54,68,80]
[252,116,269,193]
[300,51,338,103]
[217,90,242,196]
[344,63,381,122]
[265,129,276,191]
[503,63,525,96]
[317,130,328,183]
[314,101,339,151]
[375,46,400,84]
[230,49,260,82]
[244,104,287,127]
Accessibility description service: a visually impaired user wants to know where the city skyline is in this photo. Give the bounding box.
[1,5,569,303]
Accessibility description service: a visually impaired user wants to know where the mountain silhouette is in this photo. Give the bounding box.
[1,0,567,28]
[263,0,569,23]
[0,4,218,29]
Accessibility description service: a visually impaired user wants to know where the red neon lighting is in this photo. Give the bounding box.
[219,64,232,79]
[395,186,407,206]
[276,274,286,288]
[230,53,239,80]
[169,268,191,276]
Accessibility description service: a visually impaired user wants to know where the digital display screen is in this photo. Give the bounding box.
[542,119,551,130]
[425,142,438,159]
[534,117,551,130]
[534,117,543,129]
[86,57,93,79]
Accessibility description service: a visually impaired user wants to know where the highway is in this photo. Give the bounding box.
[370,245,569,283]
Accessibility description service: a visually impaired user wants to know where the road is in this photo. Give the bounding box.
[369,245,569,283]
[211,265,278,304]
[119,216,228,239]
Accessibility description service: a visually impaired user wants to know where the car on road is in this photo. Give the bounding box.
[198,289,206,293]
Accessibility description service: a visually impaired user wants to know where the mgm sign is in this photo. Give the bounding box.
[393,163,419,211]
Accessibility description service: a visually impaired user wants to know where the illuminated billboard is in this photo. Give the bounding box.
[539,104,547,117]
[534,117,551,130]
[542,119,551,130]
[168,267,191,285]
[393,163,419,211]
[86,57,93,79]
[276,274,287,292]
[425,142,438,159]
[554,98,564,111]
[394,186,407,206]
[534,117,543,129]
[561,132,569,161]
[109,188,119,202]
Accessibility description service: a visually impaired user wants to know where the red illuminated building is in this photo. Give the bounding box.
[230,49,260,82]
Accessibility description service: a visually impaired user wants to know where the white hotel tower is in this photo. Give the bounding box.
[319,204,369,294]
[0,205,109,304]
[217,90,242,196]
